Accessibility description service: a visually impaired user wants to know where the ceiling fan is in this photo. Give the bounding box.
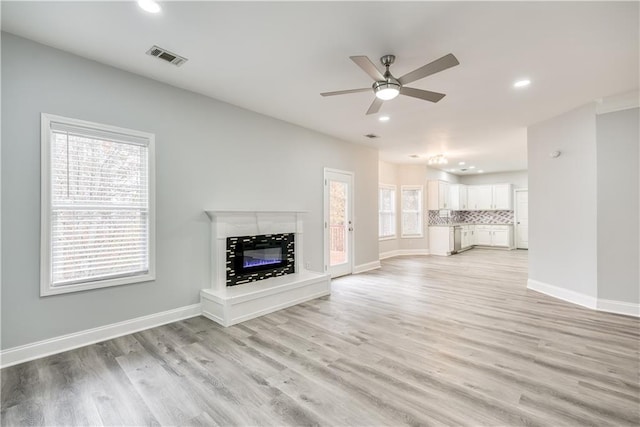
[321,53,459,115]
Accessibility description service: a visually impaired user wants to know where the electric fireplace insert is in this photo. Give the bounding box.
[226,233,295,286]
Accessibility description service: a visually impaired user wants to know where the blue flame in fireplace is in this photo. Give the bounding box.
[243,247,283,269]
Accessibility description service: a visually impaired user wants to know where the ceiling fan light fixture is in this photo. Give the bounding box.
[373,81,401,100]
[138,0,161,13]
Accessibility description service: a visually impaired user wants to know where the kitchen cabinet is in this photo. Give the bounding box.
[427,180,450,210]
[468,185,492,210]
[492,184,513,210]
[461,225,474,249]
[449,184,469,210]
[428,226,454,256]
[475,226,493,245]
[474,225,513,248]
[467,184,513,210]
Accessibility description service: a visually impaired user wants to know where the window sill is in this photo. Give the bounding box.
[41,272,155,297]
[379,236,397,241]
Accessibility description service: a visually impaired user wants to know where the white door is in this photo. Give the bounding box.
[515,189,529,249]
[324,169,354,278]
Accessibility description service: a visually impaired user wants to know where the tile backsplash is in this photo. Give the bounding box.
[428,210,514,225]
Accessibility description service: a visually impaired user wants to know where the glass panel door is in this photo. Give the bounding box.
[324,169,353,278]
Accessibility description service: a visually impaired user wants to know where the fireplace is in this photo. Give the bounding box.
[226,233,295,286]
[201,210,330,327]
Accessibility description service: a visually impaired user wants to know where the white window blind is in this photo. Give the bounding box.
[378,185,396,238]
[401,186,423,237]
[41,114,155,295]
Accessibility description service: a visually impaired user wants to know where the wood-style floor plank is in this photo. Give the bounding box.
[2,249,639,426]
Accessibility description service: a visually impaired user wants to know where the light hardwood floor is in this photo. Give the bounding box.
[2,249,639,426]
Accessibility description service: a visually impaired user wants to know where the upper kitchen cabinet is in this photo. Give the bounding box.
[427,180,450,210]
[467,184,513,210]
[467,185,493,210]
[449,184,469,210]
[492,184,513,210]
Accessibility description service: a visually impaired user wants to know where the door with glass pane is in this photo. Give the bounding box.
[324,169,354,278]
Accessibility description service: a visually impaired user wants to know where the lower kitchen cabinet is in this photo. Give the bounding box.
[475,225,513,248]
[461,225,474,249]
[428,226,454,256]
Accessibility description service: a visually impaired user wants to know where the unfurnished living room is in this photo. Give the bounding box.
[1,1,639,426]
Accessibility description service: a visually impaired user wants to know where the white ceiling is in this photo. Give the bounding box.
[2,1,638,174]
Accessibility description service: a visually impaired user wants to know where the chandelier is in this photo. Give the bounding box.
[427,154,448,165]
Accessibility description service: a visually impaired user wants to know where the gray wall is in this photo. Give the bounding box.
[459,170,528,188]
[596,108,639,304]
[1,33,379,349]
[527,103,598,298]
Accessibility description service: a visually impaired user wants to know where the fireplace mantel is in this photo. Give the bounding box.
[200,209,331,326]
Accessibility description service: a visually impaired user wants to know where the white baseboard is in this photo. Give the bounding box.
[527,279,597,309]
[528,279,640,317]
[379,249,430,260]
[353,260,381,274]
[597,298,640,317]
[0,303,202,369]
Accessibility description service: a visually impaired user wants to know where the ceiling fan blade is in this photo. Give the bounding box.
[320,88,371,97]
[400,87,446,103]
[366,97,384,115]
[350,56,385,81]
[398,53,459,85]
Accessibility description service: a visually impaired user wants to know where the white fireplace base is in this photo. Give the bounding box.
[201,210,331,327]
[200,270,330,326]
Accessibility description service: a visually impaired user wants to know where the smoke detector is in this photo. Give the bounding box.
[146,45,188,67]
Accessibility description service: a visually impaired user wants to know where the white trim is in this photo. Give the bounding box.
[0,303,201,369]
[527,279,597,309]
[379,249,430,260]
[40,113,156,296]
[597,299,640,318]
[400,185,424,238]
[514,188,528,250]
[353,260,381,274]
[378,183,397,239]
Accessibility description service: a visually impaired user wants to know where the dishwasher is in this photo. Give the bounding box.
[452,226,462,254]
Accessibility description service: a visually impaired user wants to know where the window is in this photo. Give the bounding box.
[401,185,423,238]
[378,185,396,239]
[41,114,155,296]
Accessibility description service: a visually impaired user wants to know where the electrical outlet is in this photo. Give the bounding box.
[304,262,311,270]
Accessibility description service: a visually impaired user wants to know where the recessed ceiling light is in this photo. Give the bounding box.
[138,0,161,13]
[458,161,465,165]
[513,79,531,88]
[478,170,484,173]
[469,166,476,169]
[378,116,390,122]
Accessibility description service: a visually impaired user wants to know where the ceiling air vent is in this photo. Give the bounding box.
[146,45,188,67]
[364,134,379,139]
